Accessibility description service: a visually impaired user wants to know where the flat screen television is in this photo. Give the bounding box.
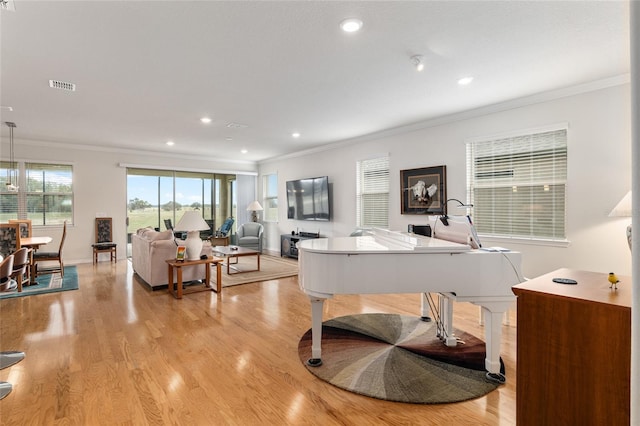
[286,176,331,221]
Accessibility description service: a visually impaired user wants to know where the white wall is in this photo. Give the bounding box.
[259,83,632,278]
[2,141,258,264]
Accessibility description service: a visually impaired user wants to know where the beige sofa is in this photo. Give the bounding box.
[131,228,212,289]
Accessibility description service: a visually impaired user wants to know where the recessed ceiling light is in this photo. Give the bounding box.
[458,77,474,85]
[166,141,175,146]
[241,149,248,154]
[200,117,212,124]
[292,132,301,138]
[340,18,363,33]
[411,55,425,72]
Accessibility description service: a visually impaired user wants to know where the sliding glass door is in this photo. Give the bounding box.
[126,168,236,250]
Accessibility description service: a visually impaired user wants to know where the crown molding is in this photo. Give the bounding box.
[259,74,630,165]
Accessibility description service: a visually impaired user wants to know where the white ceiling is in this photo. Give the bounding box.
[0,1,630,164]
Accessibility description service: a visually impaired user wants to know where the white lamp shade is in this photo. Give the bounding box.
[173,211,210,231]
[246,201,263,211]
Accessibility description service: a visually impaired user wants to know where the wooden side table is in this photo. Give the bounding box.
[512,268,631,426]
[166,256,223,299]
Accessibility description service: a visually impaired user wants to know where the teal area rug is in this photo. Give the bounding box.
[0,266,78,299]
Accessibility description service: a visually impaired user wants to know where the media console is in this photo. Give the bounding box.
[281,232,319,259]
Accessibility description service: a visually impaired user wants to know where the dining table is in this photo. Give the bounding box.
[21,236,53,284]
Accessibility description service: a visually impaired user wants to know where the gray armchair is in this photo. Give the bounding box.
[236,222,264,253]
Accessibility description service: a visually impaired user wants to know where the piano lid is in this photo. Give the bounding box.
[297,228,471,254]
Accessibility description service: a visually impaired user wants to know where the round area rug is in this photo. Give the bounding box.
[298,313,503,404]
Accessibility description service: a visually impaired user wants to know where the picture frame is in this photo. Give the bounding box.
[400,165,447,215]
[175,245,186,261]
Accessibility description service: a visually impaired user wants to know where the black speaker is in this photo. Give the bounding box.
[412,224,432,237]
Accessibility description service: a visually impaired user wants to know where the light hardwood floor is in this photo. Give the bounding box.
[0,260,517,425]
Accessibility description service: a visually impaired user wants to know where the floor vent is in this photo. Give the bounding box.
[49,80,76,92]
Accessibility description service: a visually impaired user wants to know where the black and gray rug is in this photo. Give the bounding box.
[298,313,502,404]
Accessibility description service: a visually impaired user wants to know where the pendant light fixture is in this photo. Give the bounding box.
[4,121,18,192]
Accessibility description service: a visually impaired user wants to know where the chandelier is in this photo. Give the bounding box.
[4,122,18,192]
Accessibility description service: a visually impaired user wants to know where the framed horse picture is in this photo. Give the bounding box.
[400,165,447,215]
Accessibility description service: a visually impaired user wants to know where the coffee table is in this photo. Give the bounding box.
[212,246,260,275]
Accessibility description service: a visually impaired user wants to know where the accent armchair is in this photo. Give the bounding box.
[236,222,264,253]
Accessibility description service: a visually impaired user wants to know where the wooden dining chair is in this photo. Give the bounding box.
[0,254,15,292]
[0,223,21,259]
[9,247,30,292]
[92,217,117,263]
[8,219,32,238]
[33,221,67,278]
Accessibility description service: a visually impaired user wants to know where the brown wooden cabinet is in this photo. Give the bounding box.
[512,269,631,426]
[210,236,230,247]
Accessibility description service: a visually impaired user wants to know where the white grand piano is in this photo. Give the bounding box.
[298,227,523,383]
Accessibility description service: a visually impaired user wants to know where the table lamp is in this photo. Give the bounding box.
[247,201,263,222]
[173,211,210,260]
[608,190,632,251]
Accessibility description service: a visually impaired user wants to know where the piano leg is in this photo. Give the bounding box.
[479,303,510,384]
[306,297,324,367]
[420,293,432,322]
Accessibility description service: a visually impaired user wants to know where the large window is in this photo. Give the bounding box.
[0,161,73,225]
[126,168,235,237]
[466,126,567,241]
[262,173,278,222]
[356,156,389,228]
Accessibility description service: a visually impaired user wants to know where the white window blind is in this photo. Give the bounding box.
[356,156,389,228]
[0,161,74,226]
[466,128,567,241]
[262,173,278,222]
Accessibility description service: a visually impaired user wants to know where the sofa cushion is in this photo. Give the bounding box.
[137,228,173,241]
[148,229,173,241]
[137,227,154,236]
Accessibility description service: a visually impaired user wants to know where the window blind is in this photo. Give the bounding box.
[466,128,567,241]
[356,156,389,228]
[262,173,278,222]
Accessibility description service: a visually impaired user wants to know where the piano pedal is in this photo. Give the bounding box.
[420,316,432,322]
[306,358,323,367]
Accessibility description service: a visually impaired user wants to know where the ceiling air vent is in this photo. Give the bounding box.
[49,80,76,92]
